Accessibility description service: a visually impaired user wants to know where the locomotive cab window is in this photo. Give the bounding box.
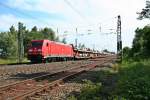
[31,42,43,47]
[46,43,49,46]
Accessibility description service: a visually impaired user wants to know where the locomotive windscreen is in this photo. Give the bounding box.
[31,42,43,47]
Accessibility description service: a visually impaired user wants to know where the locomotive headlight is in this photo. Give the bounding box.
[28,49,33,52]
[37,49,42,52]
[37,49,42,54]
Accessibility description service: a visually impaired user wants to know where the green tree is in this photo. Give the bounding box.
[0,23,59,59]
[131,26,150,59]
[0,26,18,58]
[0,32,9,58]
[137,1,150,20]
[122,46,131,59]
[9,25,18,58]
[41,27,56,40]
[131,0,150,59]
[31,26,38,32]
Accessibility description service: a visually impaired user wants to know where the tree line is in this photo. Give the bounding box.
[123,1,150,60]
[0,22,66,59]
[123,26,150,60]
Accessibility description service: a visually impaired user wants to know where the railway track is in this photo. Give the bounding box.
[0,60,91,77]
[0,60,97,87]
[0,56,115,100]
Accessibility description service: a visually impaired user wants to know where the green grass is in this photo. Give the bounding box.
[67,68,117,100]
[0,58,29,64]
[68,60,150,100]
[0,58,17,64]
[114,60,150,100]
[77,80,102,100]
[68,80,102,100]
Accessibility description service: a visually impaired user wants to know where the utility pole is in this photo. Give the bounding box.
[75,28,78,48]
[18,22,24,63]
[57,28,59,36]
[99,26,101,33]
[99,23,101,33]
[93,44,95,50]
[117,15,122,62]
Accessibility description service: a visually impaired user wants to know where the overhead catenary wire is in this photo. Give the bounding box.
[0,1,117,37]
[63,0,86,19]
[63,0,117,32]
[63,0,92,25]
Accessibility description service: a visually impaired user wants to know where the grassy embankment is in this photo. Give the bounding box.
[68,60,150,100]
[0,58,29,64]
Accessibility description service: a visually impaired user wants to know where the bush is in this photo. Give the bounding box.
[68,60,150,100]
[68,80,102,100]
[114,61,150,100]
[78,80,102,100]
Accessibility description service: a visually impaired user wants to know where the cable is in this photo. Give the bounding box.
[63,0,86,19]
[0,1,117,38]
[63,0,91,25]
[64,0,116,29]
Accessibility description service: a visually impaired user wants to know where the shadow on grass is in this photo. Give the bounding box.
[67,61,150,100]
[67,67,118,100]
[114,62,150,100]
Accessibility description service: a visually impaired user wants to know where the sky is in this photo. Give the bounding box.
[0,0,149,52]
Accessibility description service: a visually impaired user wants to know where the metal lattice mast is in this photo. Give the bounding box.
[75,28,78,48]
[117,15,122,61]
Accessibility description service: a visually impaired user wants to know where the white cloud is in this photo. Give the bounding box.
[0,14,56,31]
[1,0,149,51]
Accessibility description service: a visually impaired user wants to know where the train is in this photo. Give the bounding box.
[27,39,101,63]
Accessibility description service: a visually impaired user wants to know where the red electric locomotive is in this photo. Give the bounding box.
[27,40,74,62]
[27,39,101,63]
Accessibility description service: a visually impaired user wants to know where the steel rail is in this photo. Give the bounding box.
[0,61,95,91]
[13,59,112,100]
[0,56,114,100]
